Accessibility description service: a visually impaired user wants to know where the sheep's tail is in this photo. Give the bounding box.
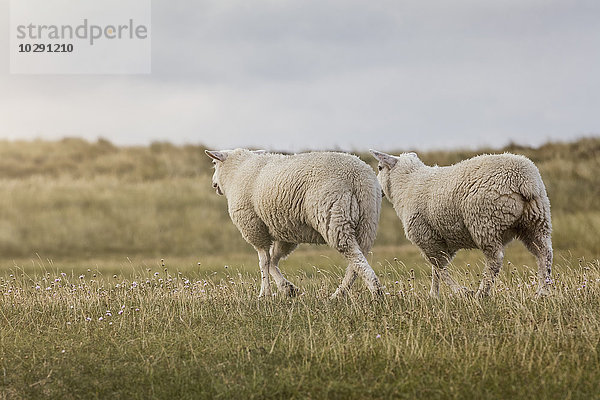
[355,179,382,254]
[516,166,552,234]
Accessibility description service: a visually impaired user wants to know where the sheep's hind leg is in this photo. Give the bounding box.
[257,248,272,298]
[332,244,383,299]
[430,266,440,298]
[476,246,504,297]
[321,196,382,298]
[524,235,553,297]
[269,241,299,297]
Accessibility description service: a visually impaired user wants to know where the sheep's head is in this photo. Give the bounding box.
[205,150,231,196]
[205,149,267,196]
[370,150,422,200]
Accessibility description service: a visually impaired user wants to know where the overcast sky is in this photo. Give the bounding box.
[1,0,599,151]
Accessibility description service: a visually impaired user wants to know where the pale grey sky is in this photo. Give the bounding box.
[1,0,599,151]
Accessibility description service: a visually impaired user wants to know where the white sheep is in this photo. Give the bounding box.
[370,150,553,297]
[205,149,384,298]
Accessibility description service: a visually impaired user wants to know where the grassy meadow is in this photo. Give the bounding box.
[1,137,600,398]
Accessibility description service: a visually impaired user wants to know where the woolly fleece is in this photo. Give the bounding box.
[206,149,383,298]
[371,150,553,297]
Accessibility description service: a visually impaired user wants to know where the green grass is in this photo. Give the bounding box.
[1,251,599,399]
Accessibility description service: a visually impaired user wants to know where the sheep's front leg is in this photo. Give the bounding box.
[476,247,504,297]
[424,250,466,296]
[257,248,272,298]
[438,268,471,295]
[269,241,299,297]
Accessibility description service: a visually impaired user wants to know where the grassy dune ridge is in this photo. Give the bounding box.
[1,137,599,398]
[0,137,599,259]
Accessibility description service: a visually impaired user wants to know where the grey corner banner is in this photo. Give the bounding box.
[10,0,151,74]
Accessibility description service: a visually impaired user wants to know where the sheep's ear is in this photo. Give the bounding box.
[406,152,418,158]
[251,150,267,154]
[369,149,398,169]
[205,150,228,162]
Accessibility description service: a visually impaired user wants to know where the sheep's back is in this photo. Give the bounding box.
[449,154,546,200]
[415,154,547,248]
[251,152,378,244]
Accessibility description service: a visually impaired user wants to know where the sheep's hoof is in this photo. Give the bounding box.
[458,287,475,297]
[535,287,551,298]
[428,290,440,299]
[474,289,489,298]
[283,283,300,297]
